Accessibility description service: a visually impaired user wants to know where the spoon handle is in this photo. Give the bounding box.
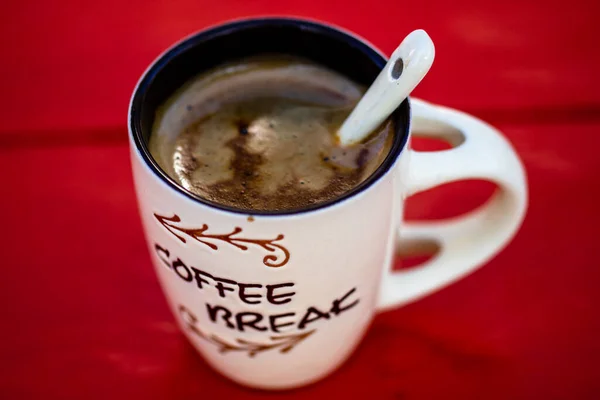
[337,29,435,146]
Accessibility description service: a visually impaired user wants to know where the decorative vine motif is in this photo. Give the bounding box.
[154,213,290,267]
[179,305,314,357]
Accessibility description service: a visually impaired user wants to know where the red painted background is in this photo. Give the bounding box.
[1,0,599,398]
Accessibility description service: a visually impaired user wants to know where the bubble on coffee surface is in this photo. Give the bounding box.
[149,56,395,212]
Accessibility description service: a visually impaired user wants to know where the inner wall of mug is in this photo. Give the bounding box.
[130,18,410,215]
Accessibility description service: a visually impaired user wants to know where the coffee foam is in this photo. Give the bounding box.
[149,57,394,211]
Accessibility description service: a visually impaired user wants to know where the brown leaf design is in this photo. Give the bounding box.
[178,305,314,357]
[154,213,290,267]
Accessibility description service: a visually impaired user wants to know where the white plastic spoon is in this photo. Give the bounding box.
[337,29,435,146]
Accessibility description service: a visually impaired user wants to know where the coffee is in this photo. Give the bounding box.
[149,56,394,212]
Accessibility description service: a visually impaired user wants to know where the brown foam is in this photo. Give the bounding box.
[149,56,395,212]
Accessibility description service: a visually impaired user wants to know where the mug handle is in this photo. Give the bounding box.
[377,98,528,311]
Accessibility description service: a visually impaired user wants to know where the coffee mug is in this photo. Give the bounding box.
[128,17,527,390]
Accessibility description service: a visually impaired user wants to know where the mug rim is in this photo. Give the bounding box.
[129,17,411,216]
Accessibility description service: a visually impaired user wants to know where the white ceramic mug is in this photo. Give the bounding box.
[128,18,527,390]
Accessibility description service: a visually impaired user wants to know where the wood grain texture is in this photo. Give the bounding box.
[1,121,598,398]
[1,0,599,397]
[1,0,599,133]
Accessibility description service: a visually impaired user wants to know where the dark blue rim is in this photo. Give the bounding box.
[129,17,411,216]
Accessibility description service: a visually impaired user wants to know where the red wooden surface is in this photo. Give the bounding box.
[1,0,600,398]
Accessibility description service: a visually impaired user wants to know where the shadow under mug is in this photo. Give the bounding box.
[128,17,527,390]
